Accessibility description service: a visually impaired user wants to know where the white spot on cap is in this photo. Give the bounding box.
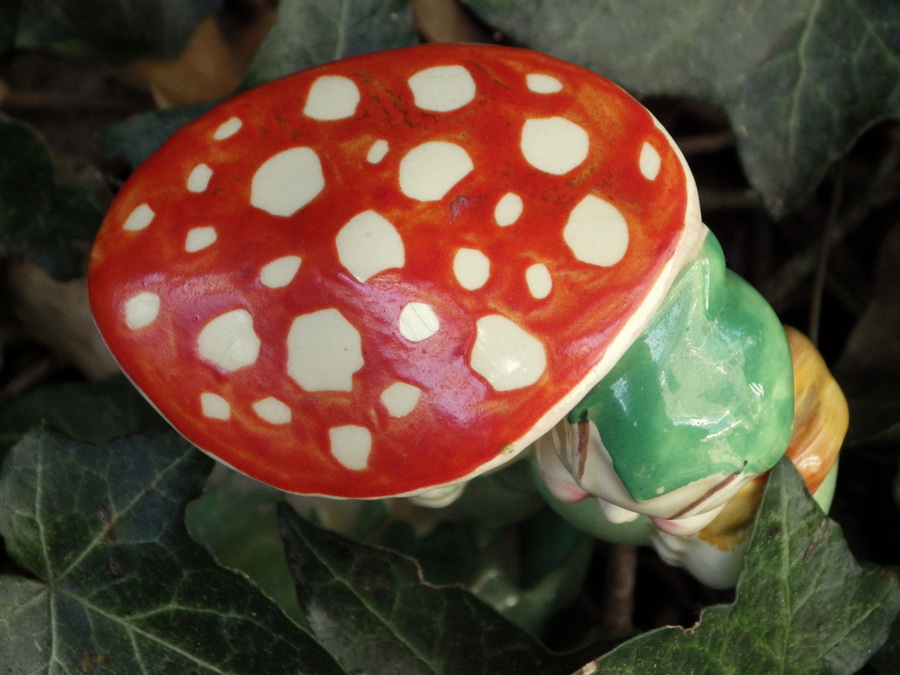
[526,263,552,299]
[304,75,360,120]
[213,117,243,140]
[526,74,563,93]
[408,65,476,112]
[336,211,405,282]
[563,195,629,267]
[251,147,324,217]
[330,425,371,471]
[367,139,389,164]
[470,315,547,391]
[200,392,231,420]
[185,226,217,252]
[494,192,523,227]
[399,142,473,202]
[453,248,490,290]
[198,309,261,372]
[259,256,302,288]
[399,303,440,342]
[252,397,292,425]
[521,117,589,175]
[187,164,213,193]
[124,291,160,330]
[640,142,661,180]
[381,382,422,418]
[123,203,154,231]
[287,309,362,391]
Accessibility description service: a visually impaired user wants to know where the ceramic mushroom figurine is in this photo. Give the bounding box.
[89,45,794,532]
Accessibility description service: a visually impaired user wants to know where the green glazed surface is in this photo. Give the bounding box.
[566,232,794,502]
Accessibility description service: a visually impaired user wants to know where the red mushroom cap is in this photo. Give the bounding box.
[88,44,704,498]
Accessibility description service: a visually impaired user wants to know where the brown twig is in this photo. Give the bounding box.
[598,544,638,637]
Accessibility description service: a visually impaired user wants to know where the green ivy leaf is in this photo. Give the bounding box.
[872,584,900,674]
[0,375,169,457]
[0,430,345,674]
[278,501,594,675]
[243,0,417,88]
[185,468,307,627]
[592,458,900,673]
[98,104,214,172]
[464,0,900,216]
[13,0,221,62]
[0,116,102,280]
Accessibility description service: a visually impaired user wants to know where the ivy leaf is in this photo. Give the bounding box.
[243,0,417,88]
[278,501,594,675]
[0,430,345,674]
[871,592,900,674]
[0,116,102,280]
[99,103,214,171]
[13,0,220,62]
[591,458,900,673]
[463,0,900,216]
[0,375,169,457]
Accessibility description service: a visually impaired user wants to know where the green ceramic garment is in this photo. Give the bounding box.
[566,231,794,502]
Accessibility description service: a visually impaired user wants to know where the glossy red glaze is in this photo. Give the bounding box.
[89,44,695,497]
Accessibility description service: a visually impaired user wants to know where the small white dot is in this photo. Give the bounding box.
[213,117,243,140]
[287,309,363,392]
[122,204,154,231]
[252,397,292,425]
[185,226,217,252]
[200,392,231,420]
[367,139,389,164]
[453,248,490,290]
[521,117,589,175]
[494,193,523,227]
[564,195,629,267]
[398,303,440,342]
[304,75,360,120]
[470,315,547,392]
[526,264,553,299]
[526,74,563,94]
[259,256,302,288]
[124,292,160,330]
[640,142,661,181]
[251,147,324,217]
[408,65,476,112]
[399,142,473,202]
[380,382,422,418]
[197,309,261,372]
[187,164,213,193]
[336,211,405,282]
[330,425,372,471]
